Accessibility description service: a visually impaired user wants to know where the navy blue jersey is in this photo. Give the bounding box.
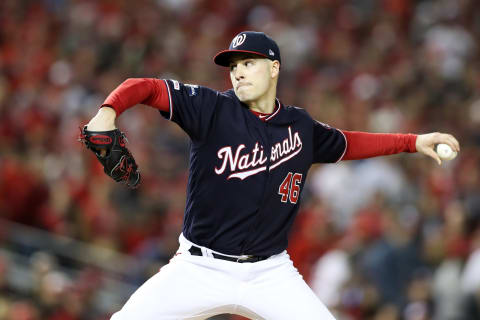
[160,79,346,256]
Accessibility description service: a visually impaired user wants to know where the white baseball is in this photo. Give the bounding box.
[436,143,457,161]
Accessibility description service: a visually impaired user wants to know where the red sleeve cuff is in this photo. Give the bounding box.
[407,134,417,153]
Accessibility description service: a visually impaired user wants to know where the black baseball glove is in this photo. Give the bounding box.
[79,126,141,189]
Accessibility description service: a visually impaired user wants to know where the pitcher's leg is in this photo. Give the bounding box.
[111,256,236,320]
[242,257,336,320]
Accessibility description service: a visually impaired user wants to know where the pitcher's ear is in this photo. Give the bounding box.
[271,60,280,78]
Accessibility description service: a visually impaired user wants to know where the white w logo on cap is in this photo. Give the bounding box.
[231,34,247,48]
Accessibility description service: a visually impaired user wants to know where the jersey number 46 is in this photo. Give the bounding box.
[278,172,303,204]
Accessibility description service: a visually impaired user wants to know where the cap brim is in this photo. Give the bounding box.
[213,50,270,67]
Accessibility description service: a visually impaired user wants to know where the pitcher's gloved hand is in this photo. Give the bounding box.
[79,126,141,189]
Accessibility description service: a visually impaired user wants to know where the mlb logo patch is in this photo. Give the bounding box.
[172,80,180,90]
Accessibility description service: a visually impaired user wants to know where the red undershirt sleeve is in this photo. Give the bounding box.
[340,130,417,161]
[101,78,170,116]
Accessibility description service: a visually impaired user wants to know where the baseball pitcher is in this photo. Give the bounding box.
[81,31,459,319]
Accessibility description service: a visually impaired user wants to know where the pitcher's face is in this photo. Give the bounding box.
[229,56,276,104]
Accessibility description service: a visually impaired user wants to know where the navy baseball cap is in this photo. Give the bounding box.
[214,31,281,67]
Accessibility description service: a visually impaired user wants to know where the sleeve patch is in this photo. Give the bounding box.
[185,84,199,96]
[172,79,180,90]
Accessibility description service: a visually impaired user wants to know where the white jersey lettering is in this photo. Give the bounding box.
[215,127,303,180]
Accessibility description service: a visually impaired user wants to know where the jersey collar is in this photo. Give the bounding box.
[263,99,281,122]
[226,89,285,123]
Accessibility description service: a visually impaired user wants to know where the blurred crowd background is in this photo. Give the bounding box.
[1,0,480,319]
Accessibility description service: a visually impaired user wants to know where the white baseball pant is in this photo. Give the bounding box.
[110,234,336,319]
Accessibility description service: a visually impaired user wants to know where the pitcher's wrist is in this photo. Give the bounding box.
[87,107,117,131]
